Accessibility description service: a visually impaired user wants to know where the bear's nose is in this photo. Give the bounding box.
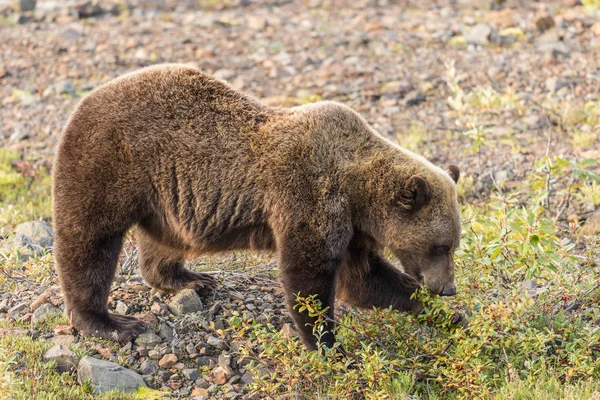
[439,285,457,296]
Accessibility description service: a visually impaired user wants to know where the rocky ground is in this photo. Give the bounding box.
[1,0,599,398]
[2,220,291,398]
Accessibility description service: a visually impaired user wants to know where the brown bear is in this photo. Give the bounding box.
[52,64,461,351]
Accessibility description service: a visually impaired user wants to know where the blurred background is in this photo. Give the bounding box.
[1,0,598,202]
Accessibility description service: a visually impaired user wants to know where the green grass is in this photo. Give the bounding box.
[0,149,52,236]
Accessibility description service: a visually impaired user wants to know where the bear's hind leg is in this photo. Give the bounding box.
[137,229,216,296]
[55,231,146,342]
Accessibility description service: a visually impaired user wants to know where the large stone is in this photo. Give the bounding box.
[168,289,203,316]
[44,344,80,373]
[77,356,146,394]
[15,221,54,248]
[32,303,61,325]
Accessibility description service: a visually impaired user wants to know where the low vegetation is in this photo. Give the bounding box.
[230,155,600,399]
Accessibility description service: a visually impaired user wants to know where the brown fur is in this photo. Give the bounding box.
[52,64,461,350]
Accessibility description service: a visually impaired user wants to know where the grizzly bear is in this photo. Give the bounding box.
[53,64,461,351]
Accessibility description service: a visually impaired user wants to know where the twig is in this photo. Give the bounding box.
[565,284,600,312]
[530,99,566,133]
[544,127,553,211]
[120,248,138,275]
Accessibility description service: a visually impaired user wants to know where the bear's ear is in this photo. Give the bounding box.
[397,175,431,212]
[447,164,460,183]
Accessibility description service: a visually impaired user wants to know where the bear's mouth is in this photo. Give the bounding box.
[439,285,457,296]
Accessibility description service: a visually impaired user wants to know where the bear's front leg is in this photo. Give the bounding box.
[336,249,422,313]
[276,230,347,351]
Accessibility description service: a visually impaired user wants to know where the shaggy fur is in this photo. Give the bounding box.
[53,64,461,350]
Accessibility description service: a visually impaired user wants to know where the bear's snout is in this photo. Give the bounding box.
[439,285,457,296]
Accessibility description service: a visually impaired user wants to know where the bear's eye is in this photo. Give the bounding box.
[431,245,450,257]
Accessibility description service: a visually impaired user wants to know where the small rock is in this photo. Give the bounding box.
[380,80,413,97]
[280,323,296,337]
[207,336,226,349]
[213,366,234,385]
[240,371,254,385]
[158,323,174,342]
[465,23,492,45]
[133,312,158,326]
[0,328,30,338]
[183,368,200,381]
[151,302,167,315]
[77,1,104,19]
[157,370,172,382]
[404,91,426,107]
[32,303,61,326]
[545,77,567,93]
[168,289,203,316]
[246,15,266,30]
[20,0,36,12]
[582,210,600,236]
[218,354,232,369]
[214,69,236,81]
[134,330,162,347]
[186,343,197,356]
[207,302,222,321]
[535,30,568,53]
[15,221,54,248]
[230,292,245,302]
[115,301,129,315]
[522,115,541,128]
[148,349,162,360]
[96,347,113,360]
[168,376,183,390]
[592,22,600,37]
[192,387,209,398]
[42,81,77,98]
[159,353,178,368]
[140,359,156,375]
[173,362,185,370]
[536,16,555,32]
[195,356,213,367]
[47,335,77,345]
[77,356,146,393]
[8,302,28,317]
[43,344,79,373]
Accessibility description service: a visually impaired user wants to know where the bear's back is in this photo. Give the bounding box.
[61,64,270,149]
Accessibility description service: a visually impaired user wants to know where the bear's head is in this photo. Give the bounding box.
[355,156,461,297]
[386,163,461,296]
